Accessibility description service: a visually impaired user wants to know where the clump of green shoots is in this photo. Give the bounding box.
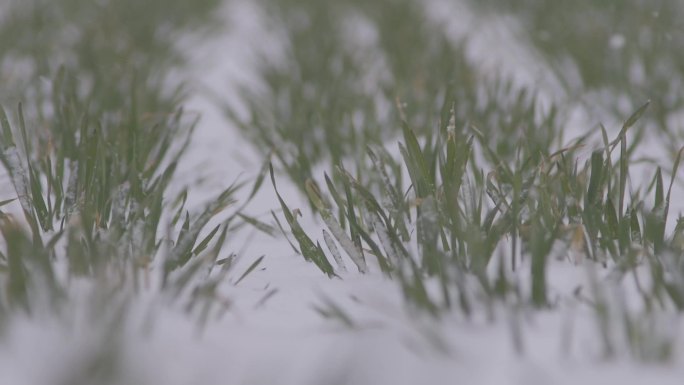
[0,0,258,336]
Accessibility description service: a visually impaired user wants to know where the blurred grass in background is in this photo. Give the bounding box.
[472,0,684,153]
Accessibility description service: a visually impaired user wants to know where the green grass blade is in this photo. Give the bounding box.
[234,255,265,286]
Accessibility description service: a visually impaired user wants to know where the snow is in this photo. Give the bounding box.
[2,0,684,384]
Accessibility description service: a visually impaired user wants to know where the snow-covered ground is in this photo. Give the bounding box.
[2,1,684,384]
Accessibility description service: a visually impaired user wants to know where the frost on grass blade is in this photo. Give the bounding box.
[2,146,33,216]
[63,159,80,218]
[323,229,347,273]
[306,179,367,273]
[269,164,335,276]
[0,109,30,216]
[165,183,238,274]
[321,210,367,273]
[367,146,404,217]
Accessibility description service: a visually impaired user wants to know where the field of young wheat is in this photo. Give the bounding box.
[2,1,684,384]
